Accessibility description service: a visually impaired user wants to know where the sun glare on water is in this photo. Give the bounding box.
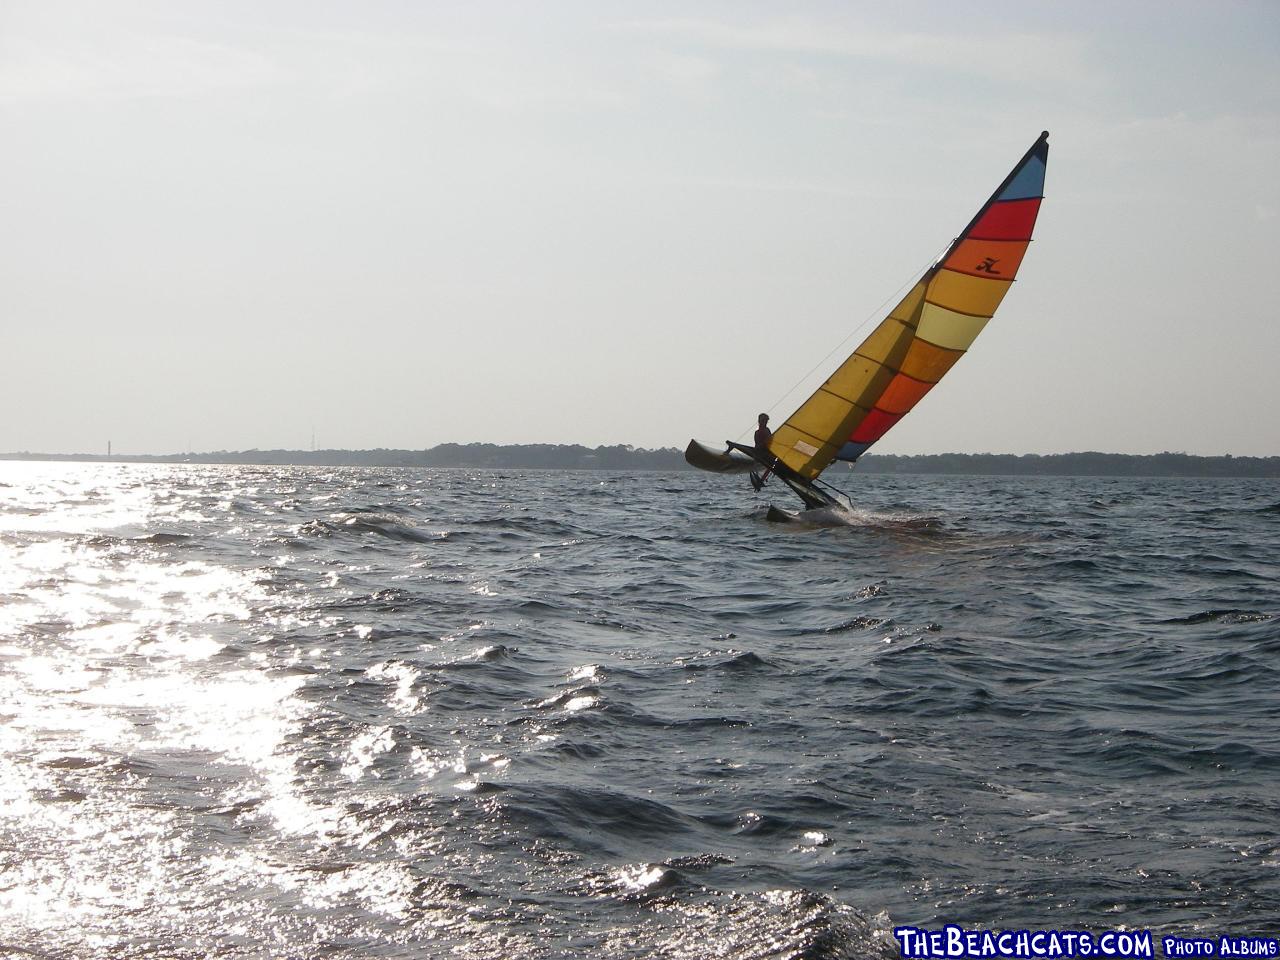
[0,463,362,949]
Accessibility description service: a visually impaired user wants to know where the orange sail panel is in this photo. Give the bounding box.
[770,132,1049,480]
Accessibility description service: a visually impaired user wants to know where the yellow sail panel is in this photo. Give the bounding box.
[853,317,914,365]
[770,424,825,463]
[824,355,898,409]
[772,416,867,474]
[770,278,927,478]
[772,393,869,477]
[899,338,963,383]
[785,390,857,439]
[885,280,927,326]
[927,269,1012,318]
[916,302,991,352]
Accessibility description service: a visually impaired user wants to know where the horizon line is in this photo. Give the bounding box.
[2,445,1277,461]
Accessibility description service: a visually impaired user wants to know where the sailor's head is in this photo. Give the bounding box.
[758,413,769,425]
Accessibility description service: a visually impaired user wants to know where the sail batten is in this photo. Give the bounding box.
[769,132,1049,481]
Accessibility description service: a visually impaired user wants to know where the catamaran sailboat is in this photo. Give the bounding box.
[686,131,1050,516]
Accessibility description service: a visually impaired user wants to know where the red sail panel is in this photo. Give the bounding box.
[875,373,935,415]
[968,197,1042,241]
[850,408,904,444]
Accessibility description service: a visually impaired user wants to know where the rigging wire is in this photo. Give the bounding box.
[735,241,952,443]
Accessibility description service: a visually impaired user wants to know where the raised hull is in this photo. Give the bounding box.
[684,440,758,474]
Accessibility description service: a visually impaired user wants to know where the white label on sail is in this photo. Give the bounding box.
[793,440,819,456]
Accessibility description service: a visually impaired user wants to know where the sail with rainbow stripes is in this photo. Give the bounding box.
[768,131,1049,482]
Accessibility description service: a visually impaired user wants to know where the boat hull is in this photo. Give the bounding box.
[684,440,758,474]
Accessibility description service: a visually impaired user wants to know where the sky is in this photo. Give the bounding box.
[3,1,1278,457]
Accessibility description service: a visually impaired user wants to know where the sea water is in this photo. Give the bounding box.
[1,462,1277,958]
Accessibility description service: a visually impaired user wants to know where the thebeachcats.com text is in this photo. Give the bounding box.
[1162,936,1279,958]
[893,925,1279,959]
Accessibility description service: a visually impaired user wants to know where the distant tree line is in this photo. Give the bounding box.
[850,451,1280,478]
[3,445,1278,477]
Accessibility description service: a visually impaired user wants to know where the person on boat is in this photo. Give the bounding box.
[750,413,774,492]
[753,413,772,455]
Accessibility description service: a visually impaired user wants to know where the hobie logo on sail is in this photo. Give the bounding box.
[975,257,1002,274]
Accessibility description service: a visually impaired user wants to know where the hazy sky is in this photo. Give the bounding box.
[4,1,1278,456]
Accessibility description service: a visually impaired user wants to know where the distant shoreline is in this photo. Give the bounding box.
[2,444,1278,478]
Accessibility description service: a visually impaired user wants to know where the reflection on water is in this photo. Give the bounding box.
[0,464,348,953]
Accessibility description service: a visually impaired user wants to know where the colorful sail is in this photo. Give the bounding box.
[769,132,1049,481]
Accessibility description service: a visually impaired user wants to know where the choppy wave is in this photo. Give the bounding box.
[1,464,1277,958]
